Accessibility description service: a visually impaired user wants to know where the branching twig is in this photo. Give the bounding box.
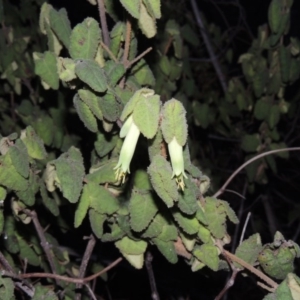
[24,210,58,283]
[239,212,251,245]
[215,269,239,300]
[75,235,96,300]
[127,47,153,69]
[100,41,118,62]
[145,252,160,300]
[3,257,123,284]
[222,250,278,291]
[97,0,110,47]
[190,0,228,93]
[214,147,300,198]
[0,251,35,297]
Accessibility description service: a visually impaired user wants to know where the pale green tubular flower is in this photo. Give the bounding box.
[114,115,140,184]
[168,136,187,190]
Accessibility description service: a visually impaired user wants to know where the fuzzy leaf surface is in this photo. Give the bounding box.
[9,139,29,178]
[148,155,179,208]
[69,17,101,59]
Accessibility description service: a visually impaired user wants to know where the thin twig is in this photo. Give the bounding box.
[84,283,97,300]
[75,235,96,300]
[127,47,153,69]
[215,269,239,300]
[222,250,278,290]
[214,147,300,198]
[0,251,35,297]
[100,41,118,62]
[24,210,58,283]
[97,0,110,47]
[145,252,160,300]
[239,212,251,245]
[4,257,123,284]
[190,0,228,93]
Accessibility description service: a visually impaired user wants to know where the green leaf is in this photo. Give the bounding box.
[9,139,29,178]
[138,2,157,38]
[75,59,107,93]
[94,132,118,157]
[181,24,199,46]
[21,126,47,160]
[53,146,85,203]
[241,134,260,152]
[204,197,227,239]
[193,102,210,129]
[33,51,59,90]
[69,17,101,59]
[98,92,120,122]
[86,182,120,214]
[74,184,92,227]
[0,209,3,236]
[161,98,188,145]
[104,61,126,86]
[78,89,103,121]
[115,236,147,255]
[0,153,28,191]
[268,105,281,129]
[32,284,58,300]
[73,94,98,132]
[40,183,59,216]
[0,276,14,300]
[198,223,211,244]
[172,209,199,235]
[133,94,160,139]
[133,169,152,190]
[102,223,125,242]
[142,213,168,238]
[34,115,55,146]
[16,171,40,206]
[254,99,272,120]
[129,189,158,232]
[143,0,161,18]
[89,209,106,238]
[131,59,155,87]
[120,0,140,19]
[177,178,198,215]
[152,239,178,264]
[18,237,40,267]
[268,0,282,34]
[147,155,179,208]
[234,233,263,268]
[193,244,219,271]
[49,8,72,49]
[86,158,118,185]
[220,200,239,224]
[156,224,178,242]
[148,129,163,162]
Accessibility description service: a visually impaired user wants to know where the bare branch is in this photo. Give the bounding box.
[145,252,160,300]
[96,0,110,47]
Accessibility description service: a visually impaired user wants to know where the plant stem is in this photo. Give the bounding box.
[97,0,110,47]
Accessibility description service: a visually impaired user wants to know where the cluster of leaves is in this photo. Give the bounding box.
[0,0,300,299]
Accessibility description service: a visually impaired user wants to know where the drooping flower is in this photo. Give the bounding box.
[168,136,187,190]
[114,115,140,184]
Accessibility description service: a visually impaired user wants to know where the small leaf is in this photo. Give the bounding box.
[69,17,101,59]
[193,244,219,271]
[148,155,179,208]
[105,61,126,86]
[254,99,272,121]
[143,0,161,18]
[78,89,103,121]
[0,277,14,300]
[120,0,140,18]
[161,98,188,146]
[133,94,160,139]
[129,189,158,232]
[40,183,59,216]
[33,51,59,90]
[115,236,147,255]
[49,8,72,49]
[9,139,29,178]
[73,94,98,132]
[172,209,199,235]
[234,233,263,268]
[75,59,107,93]
[0,153,28,191]
[142,213,168,238]
[152,238,178,263]
[88,183,120,215]
[177,178,198,215]
[32,284,58,300]
[98,92,120,122]
[89,209,106,238]
[74,184,92,227]
[53,146,85,203]
[20,126,47,160]
[138,2,156,38]
[268,105,280,129]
